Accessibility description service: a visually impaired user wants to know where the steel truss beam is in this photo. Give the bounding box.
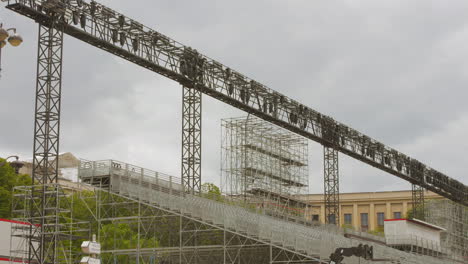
[181,86,202,195]
[411,184,425,220]
[5,0,467,205]
[324,146,339,225]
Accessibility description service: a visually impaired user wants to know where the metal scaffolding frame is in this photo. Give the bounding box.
[10,184,91,264]
[9,160,459,264]
[425,199,467,260]
[324,146,340,225]
[77,160,459,264]
[221,116,309,219]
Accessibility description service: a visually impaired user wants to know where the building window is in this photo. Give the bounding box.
[328,214,336,224]
[377,212,385,226]
[393,212,402,219]
[360,213,368,230]
[344,214,352,225]
[312,214,319,222]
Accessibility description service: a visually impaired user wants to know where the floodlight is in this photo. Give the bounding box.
[8,33,23,47]
[0,40,6,48]
[73,11,80,25]
[118,15,125,28]
[132,38,139,52]
[119,32,126,46]
[112,29,118,43]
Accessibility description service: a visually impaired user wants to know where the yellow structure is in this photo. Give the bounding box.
[298,190,443,231]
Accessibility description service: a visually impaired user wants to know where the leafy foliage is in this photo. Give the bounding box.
[0,158,32,219]
[201,182,223,201]
[405,202,426,220]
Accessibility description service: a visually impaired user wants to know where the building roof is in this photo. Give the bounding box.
[384,218,446,231]
[0,218,38,227]
[296,189,442,203]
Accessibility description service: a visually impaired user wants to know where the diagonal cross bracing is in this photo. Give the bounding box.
[324,146,340,225]
[181,86,202,195]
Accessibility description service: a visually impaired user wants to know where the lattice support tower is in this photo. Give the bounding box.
[32,22,64,185]
[324,146,340,225]
[181,85,202,195]
[28,15,65,264]
[411,183,425,220]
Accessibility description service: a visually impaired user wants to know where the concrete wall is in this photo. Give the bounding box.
[0,220,11,258]
[384,219,442,248]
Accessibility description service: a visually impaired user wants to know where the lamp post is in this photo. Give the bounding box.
[0,23,23,77]
[0,155,24,174]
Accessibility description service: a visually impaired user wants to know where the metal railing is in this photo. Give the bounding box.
[386,235,442,254]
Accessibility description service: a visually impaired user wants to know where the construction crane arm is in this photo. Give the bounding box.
[329,244,373,264]
[5,0,467,205]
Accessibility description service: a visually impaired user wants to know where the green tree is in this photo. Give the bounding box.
[406,203,425,220]
[0,158,32,218]
[201,182,223,202]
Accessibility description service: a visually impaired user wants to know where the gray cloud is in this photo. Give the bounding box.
[1,0,467,193]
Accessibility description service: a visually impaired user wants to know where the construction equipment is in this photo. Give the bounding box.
[329,244,373,264]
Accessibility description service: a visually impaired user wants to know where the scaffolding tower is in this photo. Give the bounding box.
[425,199,467,260]
[221,116,309,219]
[10,184,91,264]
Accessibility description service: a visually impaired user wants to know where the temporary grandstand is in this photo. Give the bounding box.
[9,160,464,264]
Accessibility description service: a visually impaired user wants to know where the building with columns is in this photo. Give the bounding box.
[298,190,443,231]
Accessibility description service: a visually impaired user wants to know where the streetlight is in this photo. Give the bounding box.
[0,155,24,174]
[0,23,23,77]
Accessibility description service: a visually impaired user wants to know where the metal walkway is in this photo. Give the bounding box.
[79,160,457,264]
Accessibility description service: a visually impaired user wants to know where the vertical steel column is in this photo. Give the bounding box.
[29,22,64,264]
[411,184,425,220]
[324,146,340,225]
[181,86,202,195]
[32,22,63,185]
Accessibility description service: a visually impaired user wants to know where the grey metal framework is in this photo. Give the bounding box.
[10,184,90,264]
[411,184,425,220]
[181,86,202,195]
[4,0,466,206]
[425,199,467,260]
[221,116,309,219]
[10,160,461,264]
[79,160,324,264]
[78,160,468,263]
[324,147,339,225]
[2,0,467,263]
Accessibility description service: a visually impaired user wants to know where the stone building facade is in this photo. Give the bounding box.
[298,190,443,231]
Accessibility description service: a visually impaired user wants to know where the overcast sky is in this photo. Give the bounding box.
[1,0,467,194]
